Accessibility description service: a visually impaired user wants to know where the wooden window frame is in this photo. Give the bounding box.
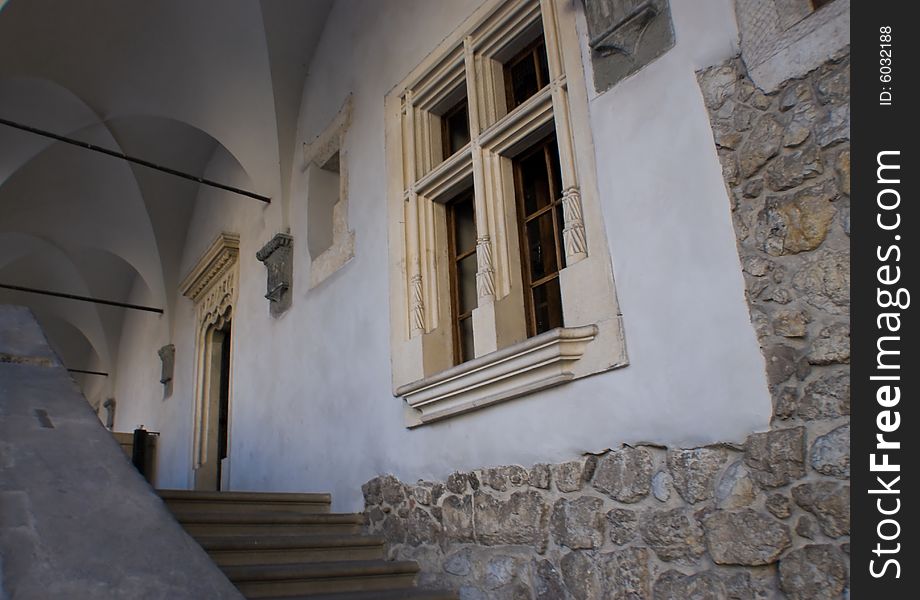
[513,133,565,337]
[446,190,477,363]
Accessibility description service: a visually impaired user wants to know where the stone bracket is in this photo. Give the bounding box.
[256,233,294,316]
[582,0,675,92]
[157,344,175,384]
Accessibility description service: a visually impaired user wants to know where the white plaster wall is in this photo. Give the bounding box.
[110,0,772,511]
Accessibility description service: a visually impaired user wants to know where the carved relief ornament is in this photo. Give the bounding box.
[180,232,241,328]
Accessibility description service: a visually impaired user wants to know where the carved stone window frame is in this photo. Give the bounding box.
[386,0,628,427]
[303,96,356,289]
[179,232,239,485]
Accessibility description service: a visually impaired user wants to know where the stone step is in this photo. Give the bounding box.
[159,489,331,514]
[222,560,420,598]
[260,588,458,600]
[173,510,364,536]
[196,534,386,565]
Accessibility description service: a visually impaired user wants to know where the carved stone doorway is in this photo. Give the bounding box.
[180,232,240,492]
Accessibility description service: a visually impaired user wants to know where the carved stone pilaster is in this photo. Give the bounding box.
[410,274,426,336]
[157,344,175,385]
[476,235,495,301]
[256,233,294,317]
[582,0,675,92]
[561,187,588,263]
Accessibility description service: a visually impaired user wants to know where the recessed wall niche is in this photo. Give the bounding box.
[303,96,355,288]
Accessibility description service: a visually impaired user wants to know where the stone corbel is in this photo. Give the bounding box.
[157,344,175,384]
[256,233,294,316]
[581,0,675,92]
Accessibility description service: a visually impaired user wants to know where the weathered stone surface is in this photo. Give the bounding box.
[715,460,756,508]
[667,447,726,504]
[444,549,472,576]
[639,509,706,562]
[740,114,783,176]
[744,426,806,488]
[442,494,474,542]
[815,103,849,147]
[606,508,639,545]
[700,64,738,110]
[653,570,726,600]
[362,475,406,507]
[763,344,799,387]
[485,555,517,589]
[792,482,850,538]
[773,385,799,420]
[474,490,548,548]
[703,509,791,565]
[765,493,792,519]
[651,471,671,502]
[600,547,650,600]
[560,551,602,600]
[816,66,849,106]
[758,182,837,256]
[529,464,551,489]
[779,545,848,600]
[592,447,653,503]
[835,148,850,195]
[751,91,772,110]
[800,370,850,419]
[808,323,850,365]
[764,144,823,191]
[482,467,509,491]
[810,424,850,478]
[779,82,810,111]
[551,497,605,550]
[772,308,809,337]
[407,507,440,546]
[723,572,757,600]
[742,178,763,198]
[783,99,819,147]
[796,515,818,539]
[378,512,406,544]
[793,249,850,311]
[458,586,487,600]
[533,559,566,600]
[553,460,588,493]
[446,472,469,494]
[412,485,432,505]
[718,148,740,186]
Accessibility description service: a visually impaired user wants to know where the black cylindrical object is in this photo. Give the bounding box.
[132,428,150,481]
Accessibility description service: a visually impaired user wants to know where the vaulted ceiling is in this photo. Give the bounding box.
[0,0,332,402]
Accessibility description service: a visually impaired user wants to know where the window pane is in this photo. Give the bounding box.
[453,195,477,254]
[445,101,470,157]
[532,277,563,334]
[458,253,478,315]
[526,211,559,281]
[509,53,538,109]
[459,317,475,363]
[519,150,551,216]
[536,42,550,88]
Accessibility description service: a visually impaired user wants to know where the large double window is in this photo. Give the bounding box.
[386,0,628,426]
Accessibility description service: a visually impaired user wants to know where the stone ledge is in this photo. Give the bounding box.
[398,325,598,427]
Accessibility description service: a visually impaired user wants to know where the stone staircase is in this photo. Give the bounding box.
[159,490,456,600]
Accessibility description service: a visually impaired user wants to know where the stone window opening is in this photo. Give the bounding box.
[386,0,628,427]
[303,96,356,288]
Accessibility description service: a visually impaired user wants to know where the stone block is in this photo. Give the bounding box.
[703,509,791,565]
[779,545,848,600]
[591,447,652,503]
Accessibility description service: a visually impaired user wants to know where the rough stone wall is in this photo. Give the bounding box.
[363,52,850,599]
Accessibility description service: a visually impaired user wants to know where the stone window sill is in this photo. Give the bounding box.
[397,325,598,427]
